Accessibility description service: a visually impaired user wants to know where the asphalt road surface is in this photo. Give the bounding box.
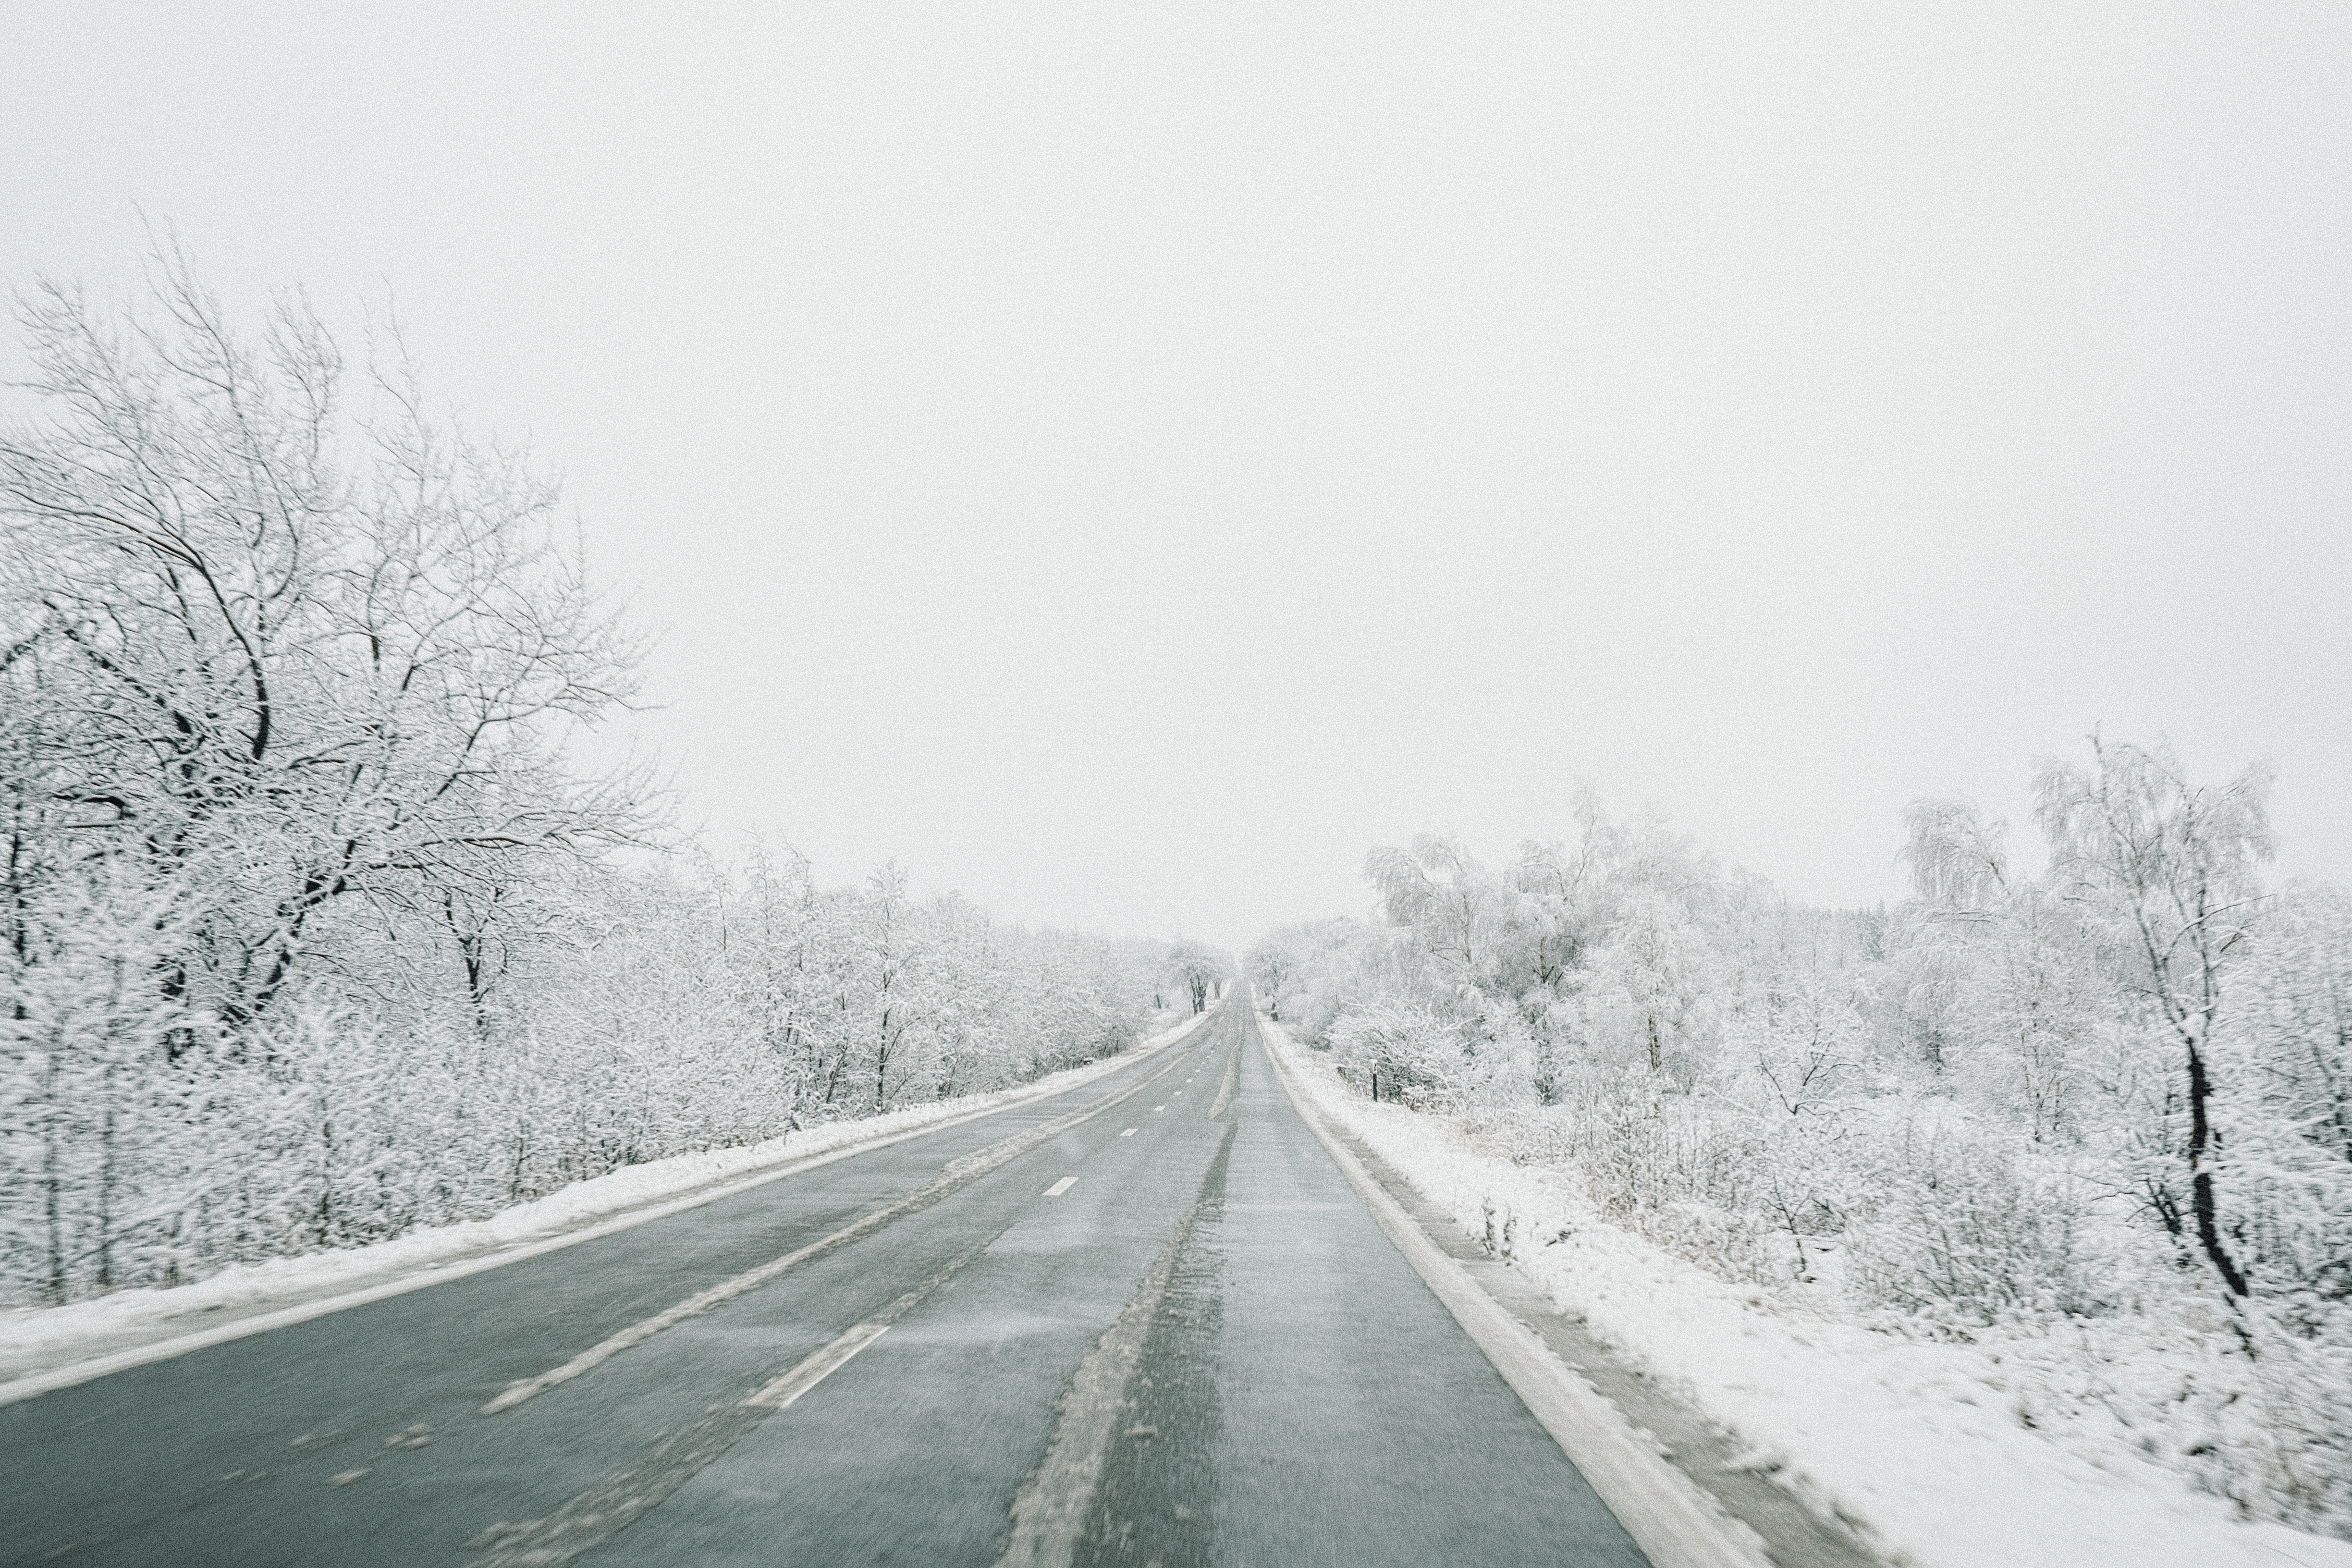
[4,1000,1652,1568]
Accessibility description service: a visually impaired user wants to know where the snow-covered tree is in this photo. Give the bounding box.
[2035,736,2273,1297]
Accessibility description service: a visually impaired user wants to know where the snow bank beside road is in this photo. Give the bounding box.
[1262,1017,2352,1568]
[1,1009,1213,1394]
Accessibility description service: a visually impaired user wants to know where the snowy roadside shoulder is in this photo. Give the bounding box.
[1260,1016,2352,1568]
[0,1008,1215,1395]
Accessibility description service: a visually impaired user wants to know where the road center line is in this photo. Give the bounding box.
[479,1050,1191,1416]
[741,1322,888,1410]
[474,1238,995,1567]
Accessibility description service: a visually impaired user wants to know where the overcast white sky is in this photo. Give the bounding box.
[6,3,2348,949]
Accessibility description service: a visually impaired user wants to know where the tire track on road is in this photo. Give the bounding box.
[996,1120,1239,1568]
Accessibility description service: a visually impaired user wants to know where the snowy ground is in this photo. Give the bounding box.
[1262,1016,2352,1568]
[0,1009,1212,1393]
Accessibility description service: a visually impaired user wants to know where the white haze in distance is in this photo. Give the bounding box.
[4,3,2348,949]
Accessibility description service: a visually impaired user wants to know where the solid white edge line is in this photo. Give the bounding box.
[1043,1177,1078,1198]
[1261,1025,1771,1568]
[0,1006,1225,1409]
[741,1322,889,1410]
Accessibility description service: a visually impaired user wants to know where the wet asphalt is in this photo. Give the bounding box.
[3,1001,1649,1568]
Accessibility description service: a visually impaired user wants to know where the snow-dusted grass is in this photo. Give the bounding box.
[0,1008,1212,1388]
[1264,1016,2352,1568]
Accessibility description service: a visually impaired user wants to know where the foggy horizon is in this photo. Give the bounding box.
[9,3,2349,952]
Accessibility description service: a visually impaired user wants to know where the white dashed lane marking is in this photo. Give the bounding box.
[1120,1129,1136,1137]
[1044,1177,1078,1198]
[742,1323,888,1410]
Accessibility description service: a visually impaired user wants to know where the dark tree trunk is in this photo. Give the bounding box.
[2186,1040,2250,1297]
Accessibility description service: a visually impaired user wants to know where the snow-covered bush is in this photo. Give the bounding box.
[1326,998,1536,1111]
[0,849,1165,1305]
[1840,1112,2121,1326]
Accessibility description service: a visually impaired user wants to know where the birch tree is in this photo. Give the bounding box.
[2033,737,2271,1295]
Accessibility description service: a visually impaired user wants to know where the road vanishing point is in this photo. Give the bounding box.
[3,1000,1761,1568]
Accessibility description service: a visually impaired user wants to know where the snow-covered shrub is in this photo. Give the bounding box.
[1462,1077,1782,1285]
[1841,1110,2121,1325]
[0,850,1164,1306]
[1326,999,1479,1108]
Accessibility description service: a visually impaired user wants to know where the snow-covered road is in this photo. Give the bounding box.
[0,999,1775,1568]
